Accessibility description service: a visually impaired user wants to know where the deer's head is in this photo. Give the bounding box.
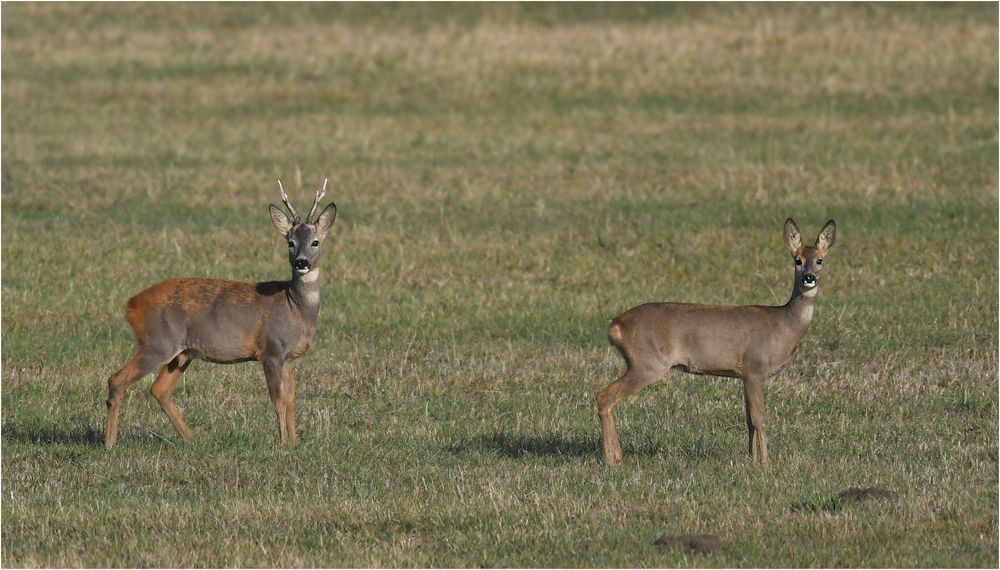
[268,179,338,279]
[784,218,836,297]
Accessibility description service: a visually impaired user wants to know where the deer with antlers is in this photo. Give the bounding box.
[103,180,337,449]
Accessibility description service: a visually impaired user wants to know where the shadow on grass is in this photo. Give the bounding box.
[446,432,601,458]
[2,422,104,446]
[446,430,735,463]
[2,421,168,448]
[445,431,678,460]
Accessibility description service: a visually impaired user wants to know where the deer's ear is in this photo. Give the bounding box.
[783,218,802,254]
[315,202,337,236]
[269,204,293,236]
[815,219,836,252]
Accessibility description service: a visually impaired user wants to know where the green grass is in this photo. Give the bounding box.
[2,2,997,567]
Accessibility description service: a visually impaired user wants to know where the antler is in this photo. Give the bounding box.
[305,178,328,223]
[277,179,301,223]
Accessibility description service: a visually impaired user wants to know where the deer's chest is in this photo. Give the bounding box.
[287,324,318,360]
[742,334,802,377]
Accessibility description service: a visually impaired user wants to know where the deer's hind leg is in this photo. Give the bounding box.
[150,352,194,442]
[105,351,165,449]
[596,361,667,466]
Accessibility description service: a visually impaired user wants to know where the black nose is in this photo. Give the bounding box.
[803,274,816,285]
[294,259,310,270]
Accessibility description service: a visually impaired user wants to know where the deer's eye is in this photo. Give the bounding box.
[795,258,802,266]
[311,240,320,247]
[287,241,294,248]
[817,259,823,265]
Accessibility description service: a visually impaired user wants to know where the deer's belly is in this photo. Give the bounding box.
[673,360,744,379]
[184,316,264,363]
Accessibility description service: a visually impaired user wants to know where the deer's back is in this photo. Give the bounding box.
[609,302,795,378]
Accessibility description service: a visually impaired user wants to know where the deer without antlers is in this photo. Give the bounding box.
[597,218,837,465]
[104,180,337,449]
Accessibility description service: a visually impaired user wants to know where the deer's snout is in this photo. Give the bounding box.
[802,273,817,288]
[293,258,311,272]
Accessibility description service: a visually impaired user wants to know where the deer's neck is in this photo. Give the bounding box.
[783,282,817,334]
[288,268,322,322]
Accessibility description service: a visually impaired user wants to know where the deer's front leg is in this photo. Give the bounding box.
[742,376,770,464]
[283,363,297,443]
[263,356,289,444]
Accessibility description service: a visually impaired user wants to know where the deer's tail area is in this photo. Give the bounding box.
[607,319,625,348]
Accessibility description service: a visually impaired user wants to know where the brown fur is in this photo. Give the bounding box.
[104,191,337,449]
[596,219,836,465]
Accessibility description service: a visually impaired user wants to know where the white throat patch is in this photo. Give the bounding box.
[801,304,814,321]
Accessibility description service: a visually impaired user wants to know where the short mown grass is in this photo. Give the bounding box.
[2,3,997,567]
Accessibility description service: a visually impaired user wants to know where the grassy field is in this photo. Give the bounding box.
[2,3,997,567]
